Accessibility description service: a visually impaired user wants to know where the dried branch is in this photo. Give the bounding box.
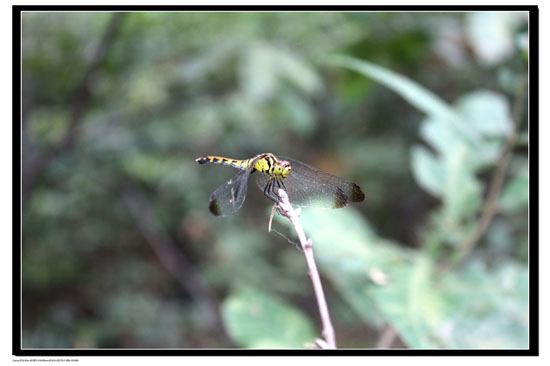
[274,189,337,349]
[454,74,528,263]
[376,324,397,348]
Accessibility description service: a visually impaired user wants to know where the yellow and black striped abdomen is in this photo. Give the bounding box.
[195,156,253,170]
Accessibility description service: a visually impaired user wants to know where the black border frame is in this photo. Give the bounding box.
[14,4,539,357]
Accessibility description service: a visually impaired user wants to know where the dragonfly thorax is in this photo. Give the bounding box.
[253,153,291,179]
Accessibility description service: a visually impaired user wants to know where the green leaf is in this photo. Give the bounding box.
[440,262,529,348]
[369,256,448,348]
[417,90,512,170]
[500,174,529,212]
[240,43,278,102]
[298,208,413,329]
[221,287,316,348]
[465,12,527,65]
[455,90,513,138]
[325,54,458,122]
[517,131,529,145]
[240,42,322,103]
[411,145,445,197]
[326,55,483,150]
[419,116,463,158]
[27,107,70,145]
[411,140,482,238]
[299,210,450,348]
[440,142,482,224]
[293,209,527,349]
[278,92,315,135]
[277,48,323,95]
[121,153,182,185]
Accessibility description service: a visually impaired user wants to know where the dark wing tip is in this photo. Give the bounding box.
[195,156,208,164]
[209,199,222,216]
[350,183,365,203]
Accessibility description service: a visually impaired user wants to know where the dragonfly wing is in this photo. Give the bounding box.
[208,168,253,216]
[255,156,364,209]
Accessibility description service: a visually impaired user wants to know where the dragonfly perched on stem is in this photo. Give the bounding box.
[195,153,365,216]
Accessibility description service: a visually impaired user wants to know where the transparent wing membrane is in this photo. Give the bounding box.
[208,168,253,216]
[255,156,365,209]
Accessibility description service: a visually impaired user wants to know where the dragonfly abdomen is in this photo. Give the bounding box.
[195,156,252,170]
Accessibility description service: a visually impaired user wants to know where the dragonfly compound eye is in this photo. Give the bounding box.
[277,160,292,178]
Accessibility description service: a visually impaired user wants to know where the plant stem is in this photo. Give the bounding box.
[376,324,397,348]
[453,74,527,263]
[275,189,337,349]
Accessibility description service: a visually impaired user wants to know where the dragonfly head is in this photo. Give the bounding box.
[275,160,292,178]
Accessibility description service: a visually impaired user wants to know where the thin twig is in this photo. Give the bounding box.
[275,189,337,349]
[454,74,527,263]
[268,202,277,232]
[376,324,397,348]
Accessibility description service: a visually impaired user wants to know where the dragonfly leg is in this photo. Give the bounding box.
[263,179,271,196]
[263,178,279,203]
[270,176,289,202]
[280,177,287,191]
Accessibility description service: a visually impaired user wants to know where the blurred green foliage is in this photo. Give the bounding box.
[21,11,529,349]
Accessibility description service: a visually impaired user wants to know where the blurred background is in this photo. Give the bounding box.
[21,11,529,349]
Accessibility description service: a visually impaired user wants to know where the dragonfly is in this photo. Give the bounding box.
[195,153,365,216]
